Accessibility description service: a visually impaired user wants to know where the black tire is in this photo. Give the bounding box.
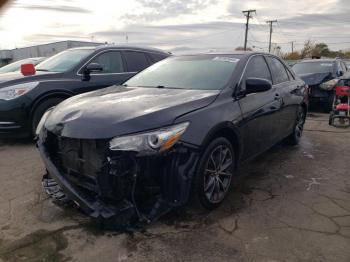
[324,93,334,113]
[287,106,306,145]
[31,98,64,135]
[193,137,235,210]
[329,113,334,126]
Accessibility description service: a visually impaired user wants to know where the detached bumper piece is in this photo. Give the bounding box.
[42,174,71,205]
[38,130,199,227]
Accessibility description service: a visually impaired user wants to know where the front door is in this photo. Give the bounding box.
[238,55,282,160]
[77,51,136,94]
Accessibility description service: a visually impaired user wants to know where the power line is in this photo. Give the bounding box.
[242,9,256,51]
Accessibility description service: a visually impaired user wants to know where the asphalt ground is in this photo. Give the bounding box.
[0,112,349,262]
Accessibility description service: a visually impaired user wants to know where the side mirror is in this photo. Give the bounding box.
[21,64,36,76]
[337,70,344,77]
[85,63,103,73]
[245,77,272,94]
[82,63,103,81]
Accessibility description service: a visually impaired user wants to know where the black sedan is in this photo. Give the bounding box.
[37,52,308,225]
[0,45,170,137]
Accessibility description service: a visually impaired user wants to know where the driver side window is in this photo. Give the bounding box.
[244,56,272,82]
[89,51,125,74]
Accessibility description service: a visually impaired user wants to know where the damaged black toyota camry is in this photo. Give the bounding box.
[37,52,308,226]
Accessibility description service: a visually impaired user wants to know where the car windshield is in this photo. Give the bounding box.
[292,61,334,75]
[36,49,93,72]
[125,55,241,90]
[0,58,41,73]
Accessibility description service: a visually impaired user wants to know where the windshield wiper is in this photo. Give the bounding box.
[36,69,49,72]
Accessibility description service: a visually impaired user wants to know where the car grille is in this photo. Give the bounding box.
[46,131,109,197]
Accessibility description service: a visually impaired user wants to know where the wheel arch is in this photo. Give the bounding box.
[30,90,74,117]
[200,122,242,168]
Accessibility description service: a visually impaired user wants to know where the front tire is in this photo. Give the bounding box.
[193,137,235,210]
[31,98,64,136]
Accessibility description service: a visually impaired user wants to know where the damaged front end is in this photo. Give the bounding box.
[37,127,199,227]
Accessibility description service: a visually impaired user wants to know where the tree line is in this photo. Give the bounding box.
[283,40,350,60]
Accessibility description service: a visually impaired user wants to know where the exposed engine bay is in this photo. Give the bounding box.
[38,129,199,227]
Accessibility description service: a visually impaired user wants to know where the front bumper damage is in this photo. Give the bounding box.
[37,129,200,226]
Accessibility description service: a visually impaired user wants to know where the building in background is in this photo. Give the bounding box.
[0,40,103,67]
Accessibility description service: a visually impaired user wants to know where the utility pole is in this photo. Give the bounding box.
[291,41,294,53]
[266,19,277,53]
[242,9,256,51]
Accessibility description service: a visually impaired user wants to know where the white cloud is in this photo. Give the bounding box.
[0,0,349,53]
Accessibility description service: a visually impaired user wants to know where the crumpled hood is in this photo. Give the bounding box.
[298,72,332,86]
[45,85,219,139]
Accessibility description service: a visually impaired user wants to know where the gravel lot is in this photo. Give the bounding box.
[0,113,349,262]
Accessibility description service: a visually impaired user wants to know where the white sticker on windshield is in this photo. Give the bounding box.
[320,63,333,67]
[213,57,239,63]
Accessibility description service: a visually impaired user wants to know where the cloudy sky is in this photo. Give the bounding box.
[0,0,350,54]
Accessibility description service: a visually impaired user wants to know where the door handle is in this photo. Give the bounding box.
[274,93,284,106]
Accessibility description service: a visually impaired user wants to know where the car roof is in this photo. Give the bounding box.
[69,44,171,55]
[180,51,278,58]
[296,59,337,64]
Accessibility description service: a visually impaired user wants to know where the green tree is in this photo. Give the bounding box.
[312,43,331,57]
[300,40,315,58]
[283,52,301,60]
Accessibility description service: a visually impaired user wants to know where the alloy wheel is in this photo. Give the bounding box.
[203,144,233,204]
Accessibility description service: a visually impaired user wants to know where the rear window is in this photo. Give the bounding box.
[266,57,289,84]
[148,53,169,63]
[124,51,149,72]
[292,62,334,75]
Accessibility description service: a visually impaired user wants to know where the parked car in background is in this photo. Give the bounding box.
[0,45,170,137]
[37,52,308,225]
[0,57,46,74]
[292,58,347,112]
[344,59,350,70]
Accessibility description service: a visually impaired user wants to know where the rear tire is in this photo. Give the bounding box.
[31,98,64,136]
[287,106,306,145]
[192,137,235,210]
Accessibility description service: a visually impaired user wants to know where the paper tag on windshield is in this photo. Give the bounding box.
[213,57,239,63]
[320,63,333,67]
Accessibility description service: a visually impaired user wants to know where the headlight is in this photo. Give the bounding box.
[320,79,338,91]
[0,82,39,100]
[109,122,190,156]
[35,107,55,135]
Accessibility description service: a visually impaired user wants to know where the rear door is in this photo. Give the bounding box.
[266,56,298,140]
[123,51,151,74]
[238,55,281,160]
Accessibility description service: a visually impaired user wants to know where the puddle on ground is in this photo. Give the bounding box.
[0,229,69,262]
